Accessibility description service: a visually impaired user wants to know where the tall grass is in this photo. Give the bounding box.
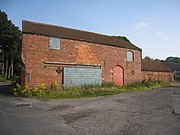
[53,80,168,99]
[12,80,169,99]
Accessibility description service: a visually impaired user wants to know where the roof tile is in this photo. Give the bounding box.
[22,20,141,51]
[142,60,172,72]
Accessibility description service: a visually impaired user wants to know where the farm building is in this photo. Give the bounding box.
[21,20,142,88]
[165,62,180,80]
[142,60,173,82]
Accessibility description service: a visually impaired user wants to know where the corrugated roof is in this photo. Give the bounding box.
[142,60,172,72]
[22,20,141,51]
[165,62,180,71]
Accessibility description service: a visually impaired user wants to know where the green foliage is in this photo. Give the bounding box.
[0,10,22,77]
[101,82,117,87]
[112,36,131,43]
[165,56,180,63]
[144,56,180,63]
[144,56,154,61]
[0,74,7,83]
[12,81,168,99]
[12,82,60,98]
[10,76,20,83]
[124,80,167,90]
[0,10,21,54]
[0,74,18,83]
[169,80,180,86]
[143,56,164,62]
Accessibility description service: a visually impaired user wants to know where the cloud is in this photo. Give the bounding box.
[154,30,167,40]
[131,21,149,31]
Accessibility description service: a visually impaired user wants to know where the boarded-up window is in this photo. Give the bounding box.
[127,51,134,62]
[49,37,60,49]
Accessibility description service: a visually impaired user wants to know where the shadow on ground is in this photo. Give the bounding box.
[0,83,12,96]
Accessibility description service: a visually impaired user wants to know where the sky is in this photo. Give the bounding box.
[1,0,180,60]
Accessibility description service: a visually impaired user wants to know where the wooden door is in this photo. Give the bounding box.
[113,66,124,85]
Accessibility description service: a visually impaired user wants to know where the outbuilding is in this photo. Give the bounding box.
[142,60,173,82]
[165,62,180,80]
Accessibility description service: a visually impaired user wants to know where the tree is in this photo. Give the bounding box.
[112,36,131,43]
[165,57,180,63]
[154,59,164,62]
[0,10,22,78]
[144,56,165,62]
[144,56,154,61]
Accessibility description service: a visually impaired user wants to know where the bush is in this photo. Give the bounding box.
[10,76,20,83]
[0,74,21,84]
[142,80,166,88]
[0,74,7,83]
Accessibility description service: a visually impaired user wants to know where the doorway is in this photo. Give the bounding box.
[113,66,124,85]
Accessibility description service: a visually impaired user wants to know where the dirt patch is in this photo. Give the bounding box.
[48,105,73,111]
[114,99,127,103]
[63,109,98,124]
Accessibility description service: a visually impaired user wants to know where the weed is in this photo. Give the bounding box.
[101,82,117,88]
[12,80,170,99]
[0,74,7,83]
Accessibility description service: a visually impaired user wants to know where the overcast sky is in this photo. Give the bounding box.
[1,0,180,60]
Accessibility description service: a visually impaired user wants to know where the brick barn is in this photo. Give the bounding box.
[21,20,142,88]
[142,60,173,82]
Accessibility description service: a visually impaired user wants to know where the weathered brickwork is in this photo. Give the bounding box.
[22,34,142,87]
[142,71,173,82]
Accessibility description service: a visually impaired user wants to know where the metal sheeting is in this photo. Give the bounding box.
[63,66,102,87]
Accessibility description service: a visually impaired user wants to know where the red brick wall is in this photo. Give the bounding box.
[142,71,173,82]
[22,34,142,87]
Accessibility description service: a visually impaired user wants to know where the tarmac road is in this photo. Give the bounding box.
[0,84,78,135]
[0,83,180,135]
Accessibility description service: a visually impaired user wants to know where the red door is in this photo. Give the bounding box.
[113,66,124,85]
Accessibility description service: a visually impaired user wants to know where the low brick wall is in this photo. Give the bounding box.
[142,71,173,82]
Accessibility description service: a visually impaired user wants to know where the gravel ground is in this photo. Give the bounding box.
[47,87,180,135]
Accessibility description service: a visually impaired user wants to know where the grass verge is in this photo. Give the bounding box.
[0,74,19,83]
[169,79,180,86]
[12,80,170,99]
